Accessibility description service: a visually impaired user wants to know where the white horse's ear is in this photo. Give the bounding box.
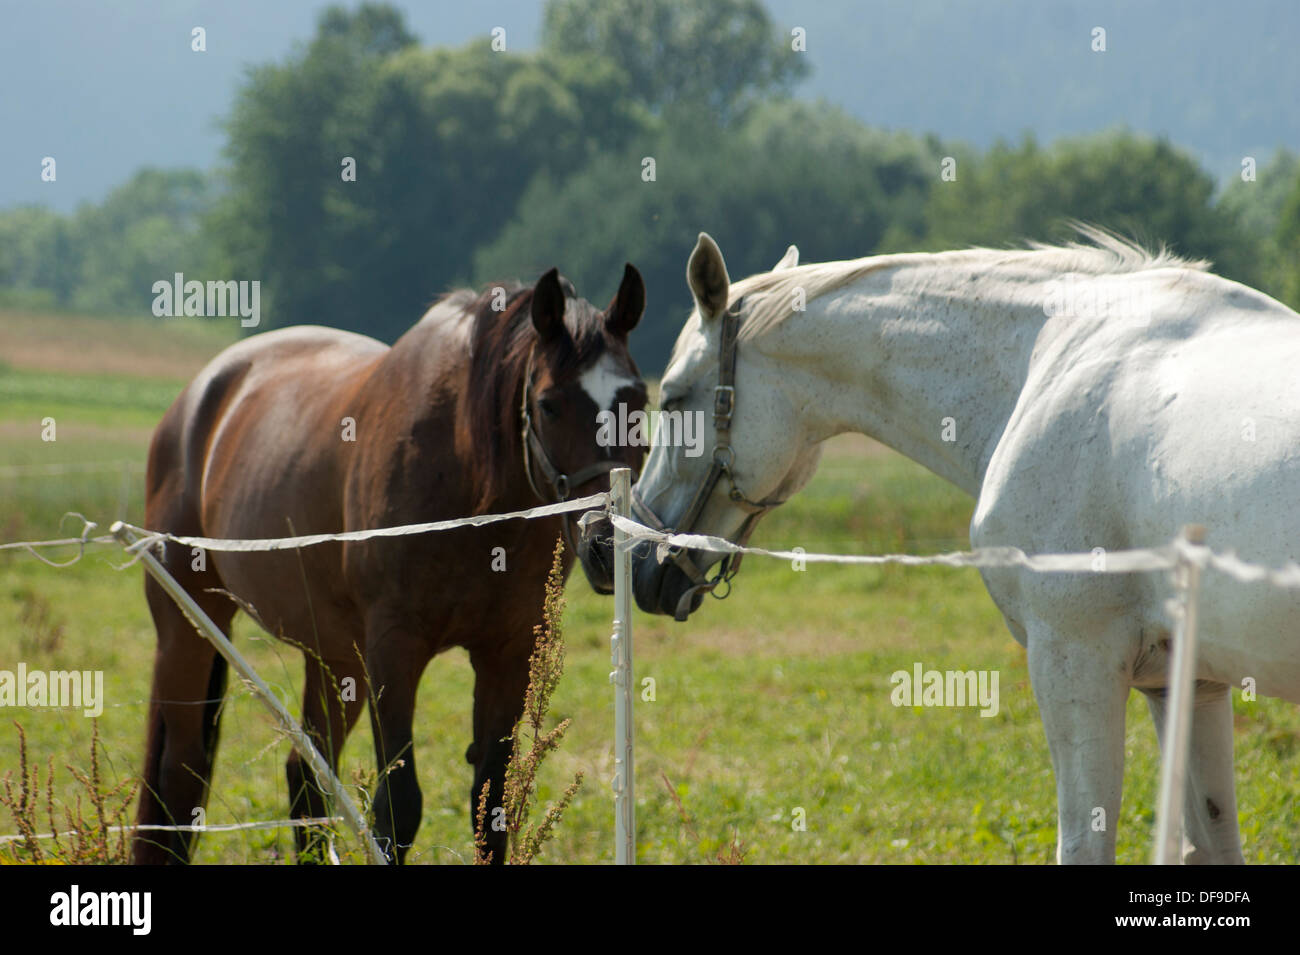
[773,245,799,271]
[687,232,731,322]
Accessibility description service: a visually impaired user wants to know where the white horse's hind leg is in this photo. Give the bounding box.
[1141,683,1244,864]
[1027,626,1129,864]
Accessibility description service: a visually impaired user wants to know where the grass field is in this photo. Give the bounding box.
[1,307,1297,864]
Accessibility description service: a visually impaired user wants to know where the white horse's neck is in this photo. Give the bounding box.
[751,257,1051,496]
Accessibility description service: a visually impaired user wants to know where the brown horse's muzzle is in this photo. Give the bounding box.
[576,509,709,616]
[576,510,617,594]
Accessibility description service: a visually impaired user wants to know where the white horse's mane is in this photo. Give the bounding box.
[722,224,1210,345]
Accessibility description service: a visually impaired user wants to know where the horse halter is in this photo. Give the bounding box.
[520,345,632,551]
[630,296,785,621]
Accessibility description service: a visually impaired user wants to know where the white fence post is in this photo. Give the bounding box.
[109,521,388,865]
[609,468,636,864]
[1152,524,1206,865]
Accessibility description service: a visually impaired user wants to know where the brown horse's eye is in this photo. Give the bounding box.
[538,395,560,419]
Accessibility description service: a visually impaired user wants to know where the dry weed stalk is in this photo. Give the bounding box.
[474,539,584,864]
[0,720,137,864]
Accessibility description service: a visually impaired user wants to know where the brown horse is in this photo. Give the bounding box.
[134,265,647,864]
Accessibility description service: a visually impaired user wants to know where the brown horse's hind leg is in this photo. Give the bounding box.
[467,642,531,865]
[286,655,365,863]
[134,564,236,864]
[365,625,431,864]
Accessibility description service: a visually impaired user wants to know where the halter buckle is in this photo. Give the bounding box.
[713,385,735,424]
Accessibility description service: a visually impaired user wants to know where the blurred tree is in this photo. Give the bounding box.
[210,3,646,340]
[1219,149,1299,305]
[542,0,808,123]
[0,206,69,308]
[72,168,214,315]
[920,131,1260,288]
[1218,150,1299,242]
[0,170,212,314]
[317,2,416,55]
[207,4,405,333]
[1277,167,1300,310]
[474,100,940,369]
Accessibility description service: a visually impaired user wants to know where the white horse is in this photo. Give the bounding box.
[617,229,1300,864]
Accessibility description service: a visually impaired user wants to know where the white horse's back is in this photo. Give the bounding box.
[975,267,1300,700]
[1134,278,1300,698]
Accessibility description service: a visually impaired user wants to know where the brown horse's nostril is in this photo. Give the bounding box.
[465,741,481,766]
[576,511,618,592]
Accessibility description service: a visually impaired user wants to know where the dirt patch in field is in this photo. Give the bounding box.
[0,419,154,447]
[0,309,234,380]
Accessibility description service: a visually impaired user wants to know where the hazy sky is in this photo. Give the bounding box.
[3,0,1296,212]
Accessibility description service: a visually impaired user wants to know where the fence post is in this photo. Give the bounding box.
[609,468,636,865]
[1152,524,1206,865]
[109,521,388,865]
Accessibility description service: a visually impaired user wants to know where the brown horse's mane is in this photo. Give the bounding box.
[455,279,608,513]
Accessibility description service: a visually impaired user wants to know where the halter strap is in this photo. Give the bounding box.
[520,345,630,552]
[629,296,784,620]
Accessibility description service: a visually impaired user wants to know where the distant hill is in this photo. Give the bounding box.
[762,0,1299,181]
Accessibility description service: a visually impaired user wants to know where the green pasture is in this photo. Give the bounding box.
[0,309,1296,864]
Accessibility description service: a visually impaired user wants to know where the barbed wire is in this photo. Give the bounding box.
[0,816,344,845]
[0,514,116,567]
[0,494,607,568]
[610,514,1181,573]
[0,698,226,711]
[116,492,607,555]
[8,497,1300,591]
[609,514,1300,589]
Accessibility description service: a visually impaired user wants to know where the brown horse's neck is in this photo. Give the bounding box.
[371,289,540,516]
[463,290,540,513]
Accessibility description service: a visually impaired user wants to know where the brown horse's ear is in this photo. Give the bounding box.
[605,263,644,337]
[531,268,567,342]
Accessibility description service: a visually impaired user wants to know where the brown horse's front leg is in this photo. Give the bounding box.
[467,645,531,865]
[365,626,429,864]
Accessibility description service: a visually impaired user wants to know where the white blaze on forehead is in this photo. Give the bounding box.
[579,353,638,410]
